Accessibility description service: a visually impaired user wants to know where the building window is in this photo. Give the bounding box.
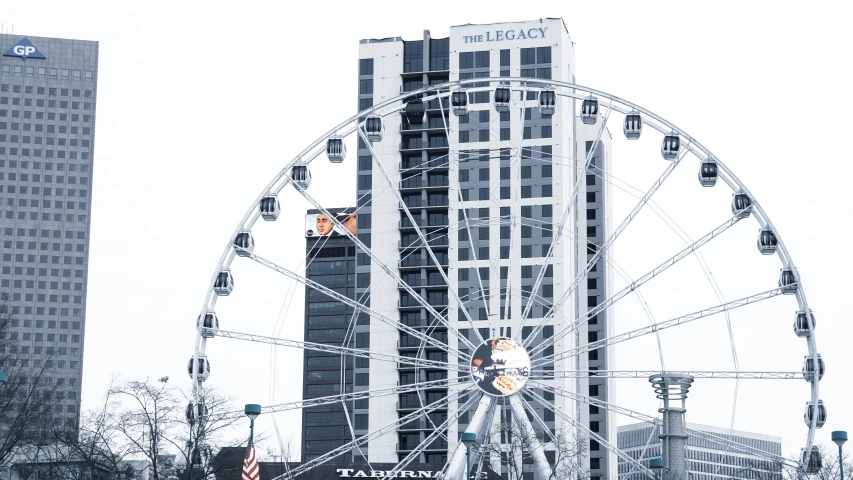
[459,130,470,143]
[474,51,490,68]
[459,52,474,69]
[478,129,489,142]
[404,41,424,73]
[520,48,536,65]
[500,49,510,67]
[429,38,450,71]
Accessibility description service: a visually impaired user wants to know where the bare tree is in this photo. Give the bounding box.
[37,380,138,480]
[0,292,63,471]
[169,385,243,480]
[479,412,588,480]
[110,377,181,480]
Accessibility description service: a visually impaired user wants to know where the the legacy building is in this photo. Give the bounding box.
[0,35,99,428]
[301,18,613,479]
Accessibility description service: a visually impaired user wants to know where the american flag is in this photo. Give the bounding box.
[242,436,260,480]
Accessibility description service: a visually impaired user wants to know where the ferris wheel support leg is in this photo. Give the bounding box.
[510,395,553,480]
[444,395,495,480]
[649,374,694,480]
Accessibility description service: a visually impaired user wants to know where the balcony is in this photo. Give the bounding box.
[400,158,450,172]
[400,177,426,190]
[400,123,448,134]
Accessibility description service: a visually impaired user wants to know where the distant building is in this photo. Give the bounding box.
[0,33,100,429]
[617,422,783,480]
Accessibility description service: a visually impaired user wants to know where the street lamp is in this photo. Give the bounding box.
[245,404,262,444]
[649,458,664,480]
[832,431,847,480]
[461,432,477,480]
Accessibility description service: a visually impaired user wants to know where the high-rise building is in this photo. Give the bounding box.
[301,208,358,460]
[300,18,613,478]
[617,422,783,480]
[0,34,99,428]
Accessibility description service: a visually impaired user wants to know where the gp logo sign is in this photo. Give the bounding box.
[3,38,46,60]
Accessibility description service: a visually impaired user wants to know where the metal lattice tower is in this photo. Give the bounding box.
[649,374,694,480]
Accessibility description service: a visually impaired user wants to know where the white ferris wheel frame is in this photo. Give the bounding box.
[188,76,821,477]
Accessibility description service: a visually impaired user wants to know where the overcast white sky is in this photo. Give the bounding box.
[3,0,852,460]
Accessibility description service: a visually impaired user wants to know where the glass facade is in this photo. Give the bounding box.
[301,227,357,461]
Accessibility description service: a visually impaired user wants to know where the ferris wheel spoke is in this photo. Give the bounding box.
[520,393,655,480]
[528,380,796,467]
[242,377,469,416]
[529,370,804,380]
[530,285,788,368]
[356,125,485,345]
[518,101,614,342]
[528,212,746,358]
[288,175,478,352]
[384,392,481,479]
[240,248,469,360]
[685,428,799,468]
[272,387,471,480]
[209,328,467,372]
[527,144,691,348]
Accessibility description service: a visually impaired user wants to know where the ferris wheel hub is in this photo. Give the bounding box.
[469,337,531,396]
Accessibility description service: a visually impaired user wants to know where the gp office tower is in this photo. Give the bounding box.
[0,34,99,429]
[302,18,614,479]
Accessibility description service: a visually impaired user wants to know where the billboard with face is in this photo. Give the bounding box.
[305,212,357,238]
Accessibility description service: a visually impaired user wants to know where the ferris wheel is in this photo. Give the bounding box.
[187,76,825,480]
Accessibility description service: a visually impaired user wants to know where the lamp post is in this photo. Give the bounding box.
[650,458,664,480]
[461,432,477,480]
[833,431,847,480]
[245,404,261,444]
